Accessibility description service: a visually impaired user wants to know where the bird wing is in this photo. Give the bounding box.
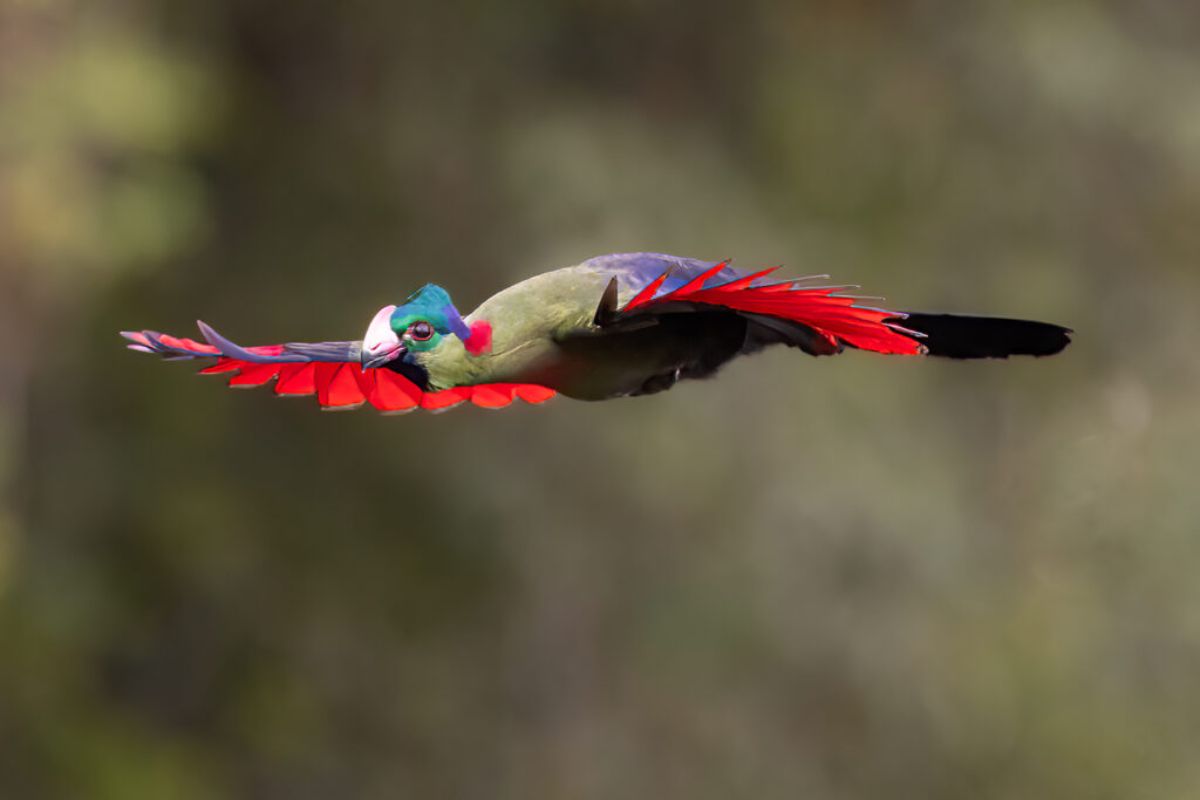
[120,323,555,413]
[590,255,1071,358]
[594,258,924,355]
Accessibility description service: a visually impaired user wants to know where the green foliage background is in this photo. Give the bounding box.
[3,1,1199,797]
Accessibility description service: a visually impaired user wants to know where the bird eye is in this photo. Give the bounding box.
[408,321,435,342]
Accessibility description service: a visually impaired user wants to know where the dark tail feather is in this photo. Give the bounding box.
[893,313,1073,359]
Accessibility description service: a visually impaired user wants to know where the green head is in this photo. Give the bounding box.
[361,284,491,369]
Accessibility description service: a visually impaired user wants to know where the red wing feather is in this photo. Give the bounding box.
[317,363,364,409]
[275,363,317,395]
[228,363,280,387]
[198,358,241,375]
[363,369,422,413]
[620,270,925,355]
[121,328,555,413]
[622,268,677,311]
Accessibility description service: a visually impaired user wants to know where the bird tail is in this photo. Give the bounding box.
[891,313,1072,359]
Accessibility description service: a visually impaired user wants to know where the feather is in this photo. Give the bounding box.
[622,266,676,310]
[617,269,925,355]
[593,277,621,327]
[119,326,555,413]
[894,313,1072,359]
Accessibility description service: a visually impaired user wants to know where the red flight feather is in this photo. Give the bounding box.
[621,268,925,355]
[126,332,555,412]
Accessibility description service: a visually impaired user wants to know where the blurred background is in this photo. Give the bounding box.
[3,1,1200,797]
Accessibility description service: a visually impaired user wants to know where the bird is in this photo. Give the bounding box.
[121,252,1073,413]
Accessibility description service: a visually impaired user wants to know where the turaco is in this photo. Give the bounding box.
[122,252,1072,413]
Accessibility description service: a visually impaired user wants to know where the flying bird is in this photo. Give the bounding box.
[121,253,1072,413]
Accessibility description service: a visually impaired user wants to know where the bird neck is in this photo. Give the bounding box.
[414,336,487,391]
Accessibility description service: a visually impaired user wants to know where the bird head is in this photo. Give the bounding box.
[361,284,491,370]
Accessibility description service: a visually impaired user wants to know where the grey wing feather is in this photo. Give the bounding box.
[121,323,360,363]
[196,321,361,363]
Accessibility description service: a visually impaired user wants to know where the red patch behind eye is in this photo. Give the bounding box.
[464,320,492,356]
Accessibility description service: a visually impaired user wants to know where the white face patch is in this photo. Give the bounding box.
[362,304,402,364]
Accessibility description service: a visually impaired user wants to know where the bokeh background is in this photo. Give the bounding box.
[3,1,1200,797]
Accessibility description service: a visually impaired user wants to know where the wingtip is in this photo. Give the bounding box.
[195,320,218,345]
[195,319,243,360]
[899,313,1075,359]
[1036,323,1074,357]
[1050,325,1074,355]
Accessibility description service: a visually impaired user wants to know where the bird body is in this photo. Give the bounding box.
[123,253,1072,412]
[423,264,610,394]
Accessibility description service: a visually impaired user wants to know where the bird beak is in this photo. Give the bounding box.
[361,304,404,370]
